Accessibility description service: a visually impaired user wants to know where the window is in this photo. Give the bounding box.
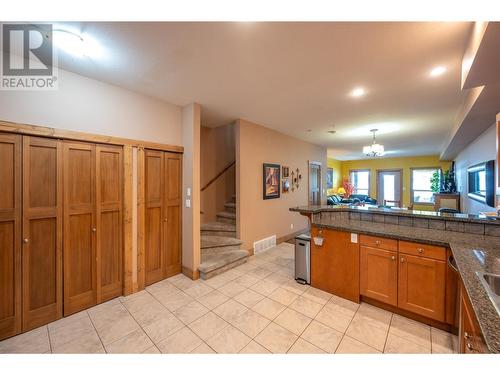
[350,170,370,195]
[411,168,440,204]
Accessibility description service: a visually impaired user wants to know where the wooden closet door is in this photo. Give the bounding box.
[22,136,62,330]
[0,134,21,340]
[63,142,97,315]
[145,150,164,286]
[96,145,123,302]
[163,152,182,277]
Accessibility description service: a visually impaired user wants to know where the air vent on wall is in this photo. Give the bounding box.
[253,235,277,254]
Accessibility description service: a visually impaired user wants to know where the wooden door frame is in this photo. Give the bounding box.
[376,168,403,207]
[308,161,322,205]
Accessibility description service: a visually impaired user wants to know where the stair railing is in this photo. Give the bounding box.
[201,160,236,192]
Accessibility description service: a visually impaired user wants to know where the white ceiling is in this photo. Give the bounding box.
[49,22,471,160]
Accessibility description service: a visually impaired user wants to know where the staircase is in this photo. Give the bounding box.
[199,195,249,279]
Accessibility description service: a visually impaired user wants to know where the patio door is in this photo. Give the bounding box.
[377,170,402,207]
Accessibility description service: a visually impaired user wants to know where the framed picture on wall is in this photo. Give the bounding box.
[263,163,281,199]
[282,166,289,178]
[327,167,334,189]
[282,178,290,193]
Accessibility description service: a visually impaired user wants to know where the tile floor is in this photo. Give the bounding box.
[0,243,458,354]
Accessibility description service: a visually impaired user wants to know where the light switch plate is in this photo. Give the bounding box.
[185,199,191,208]
[351,233,358,243]
[187,187,191,197]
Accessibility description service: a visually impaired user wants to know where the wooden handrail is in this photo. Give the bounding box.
[201,160,235,192]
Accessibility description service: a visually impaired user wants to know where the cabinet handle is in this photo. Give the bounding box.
[417,247,424,254]
[391,255,395,261]
[164,218,168,222]
[466,342,474,351]
[375,240,381,246]
[400,257,405,263]
[23,238,29,244]
[464,332,471,339]
[92,227,97,233]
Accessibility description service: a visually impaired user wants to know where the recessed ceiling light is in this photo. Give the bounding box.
[328,130,336,134]
[351,87,366,98]
[430,66,447,77]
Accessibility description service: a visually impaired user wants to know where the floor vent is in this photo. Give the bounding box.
[253,235,276,254]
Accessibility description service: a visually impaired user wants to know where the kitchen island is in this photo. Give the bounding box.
[290,205,500,354]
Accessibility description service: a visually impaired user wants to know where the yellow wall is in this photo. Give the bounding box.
[327,158,342,195]
[328,155,451,210]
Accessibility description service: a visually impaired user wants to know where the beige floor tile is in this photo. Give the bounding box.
[155,290,194,312]
[87,300,127,325]
[302,288,332,305]
[0,326,50,354]
[128,299,167,326]
[52,330,104,354]
[47,311,88,332]
[252,298,286,320]
[282,280,310,295]
[94,313,140,346]
[255,322,298,354]
[355,303,392,330]
[249,279,280,296]
[105,329,153,354]
[300,320,343,353]
[206,325,251,353]
[231,310,271,338]
[145,280,179,297]
[233,274,260,288]
[49,315,96,349]
[335,335,381,354]
[315,304,354,333]
[268,287,300,306]
[190,342,216,354]
[389,314,431,350]
[233,288,265,308]
[431,327,458,353]
[233,262,259,274]
[142,345,161,354]
[289,295,323,318]
[140,310,184,344]
[167,274,197,290]
[274,308,312,336]
[87,298,122,316]
[384,333,430,354]
[197,289,230,310]
[247,266,273,280]
[218,281,247,298]
[239,340,271,354]
[121,291,157,313]
[222,268,244,281]
[327,295,360,316]
[156,327,202,354]
[202,274,232,289]
[188,311,228,341]
[213,299,248,322]
[264,273,290,286]
[345,315,389,351]
[173,300,209,325]
[288,338,326,354]
[183,282,214,299]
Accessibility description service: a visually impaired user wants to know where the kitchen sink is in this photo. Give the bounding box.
[476,271,500,315]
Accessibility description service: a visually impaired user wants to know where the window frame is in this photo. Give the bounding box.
[349,169,371,196]
[410,166,441,205]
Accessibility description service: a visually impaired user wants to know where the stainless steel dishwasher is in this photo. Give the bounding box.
[295,233,311,284]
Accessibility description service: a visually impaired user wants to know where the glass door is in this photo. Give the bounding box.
[377,170,402,207]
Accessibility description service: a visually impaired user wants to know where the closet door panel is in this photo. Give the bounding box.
[22,136,62,330]
[0,134,21,340]
[63,142,96,316]
[164,153,182,277]
[145,150,164,285]
[96,145,123,302]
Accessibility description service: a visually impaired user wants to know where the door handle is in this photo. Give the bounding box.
[164,218,168,222]
[400,257,405,263]
[391,256,395,261]
[23,238,29,244]
[92,227,97,233]
[417,247,424,254]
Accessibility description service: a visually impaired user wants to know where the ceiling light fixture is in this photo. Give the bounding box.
[430,66,447,77]
[53,29,104,59]
[363,129,385,157]
[351,87,366,98]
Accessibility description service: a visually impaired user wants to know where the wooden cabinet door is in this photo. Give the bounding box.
[63,142,97,315]
[0,134,21,340]
[96,145,123,303]
[145,149,164,286]
[22,136,62,330]
[311,228,360,303]
[360,246,397,306]
[163,152,182,278]
[398,254,445,321]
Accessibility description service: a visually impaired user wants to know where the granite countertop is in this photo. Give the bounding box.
[290,205,500,225]
[311,216,500,353]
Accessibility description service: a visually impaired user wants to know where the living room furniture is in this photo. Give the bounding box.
[433,193,460,212]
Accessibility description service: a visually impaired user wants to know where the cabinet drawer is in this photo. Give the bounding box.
[399,241,446,261]
[360,235,398,251]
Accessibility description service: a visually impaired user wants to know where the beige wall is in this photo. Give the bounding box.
[0,68,183,146]
[236,119,327,251]
[182,103,201,277]
[200,123,236,223]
